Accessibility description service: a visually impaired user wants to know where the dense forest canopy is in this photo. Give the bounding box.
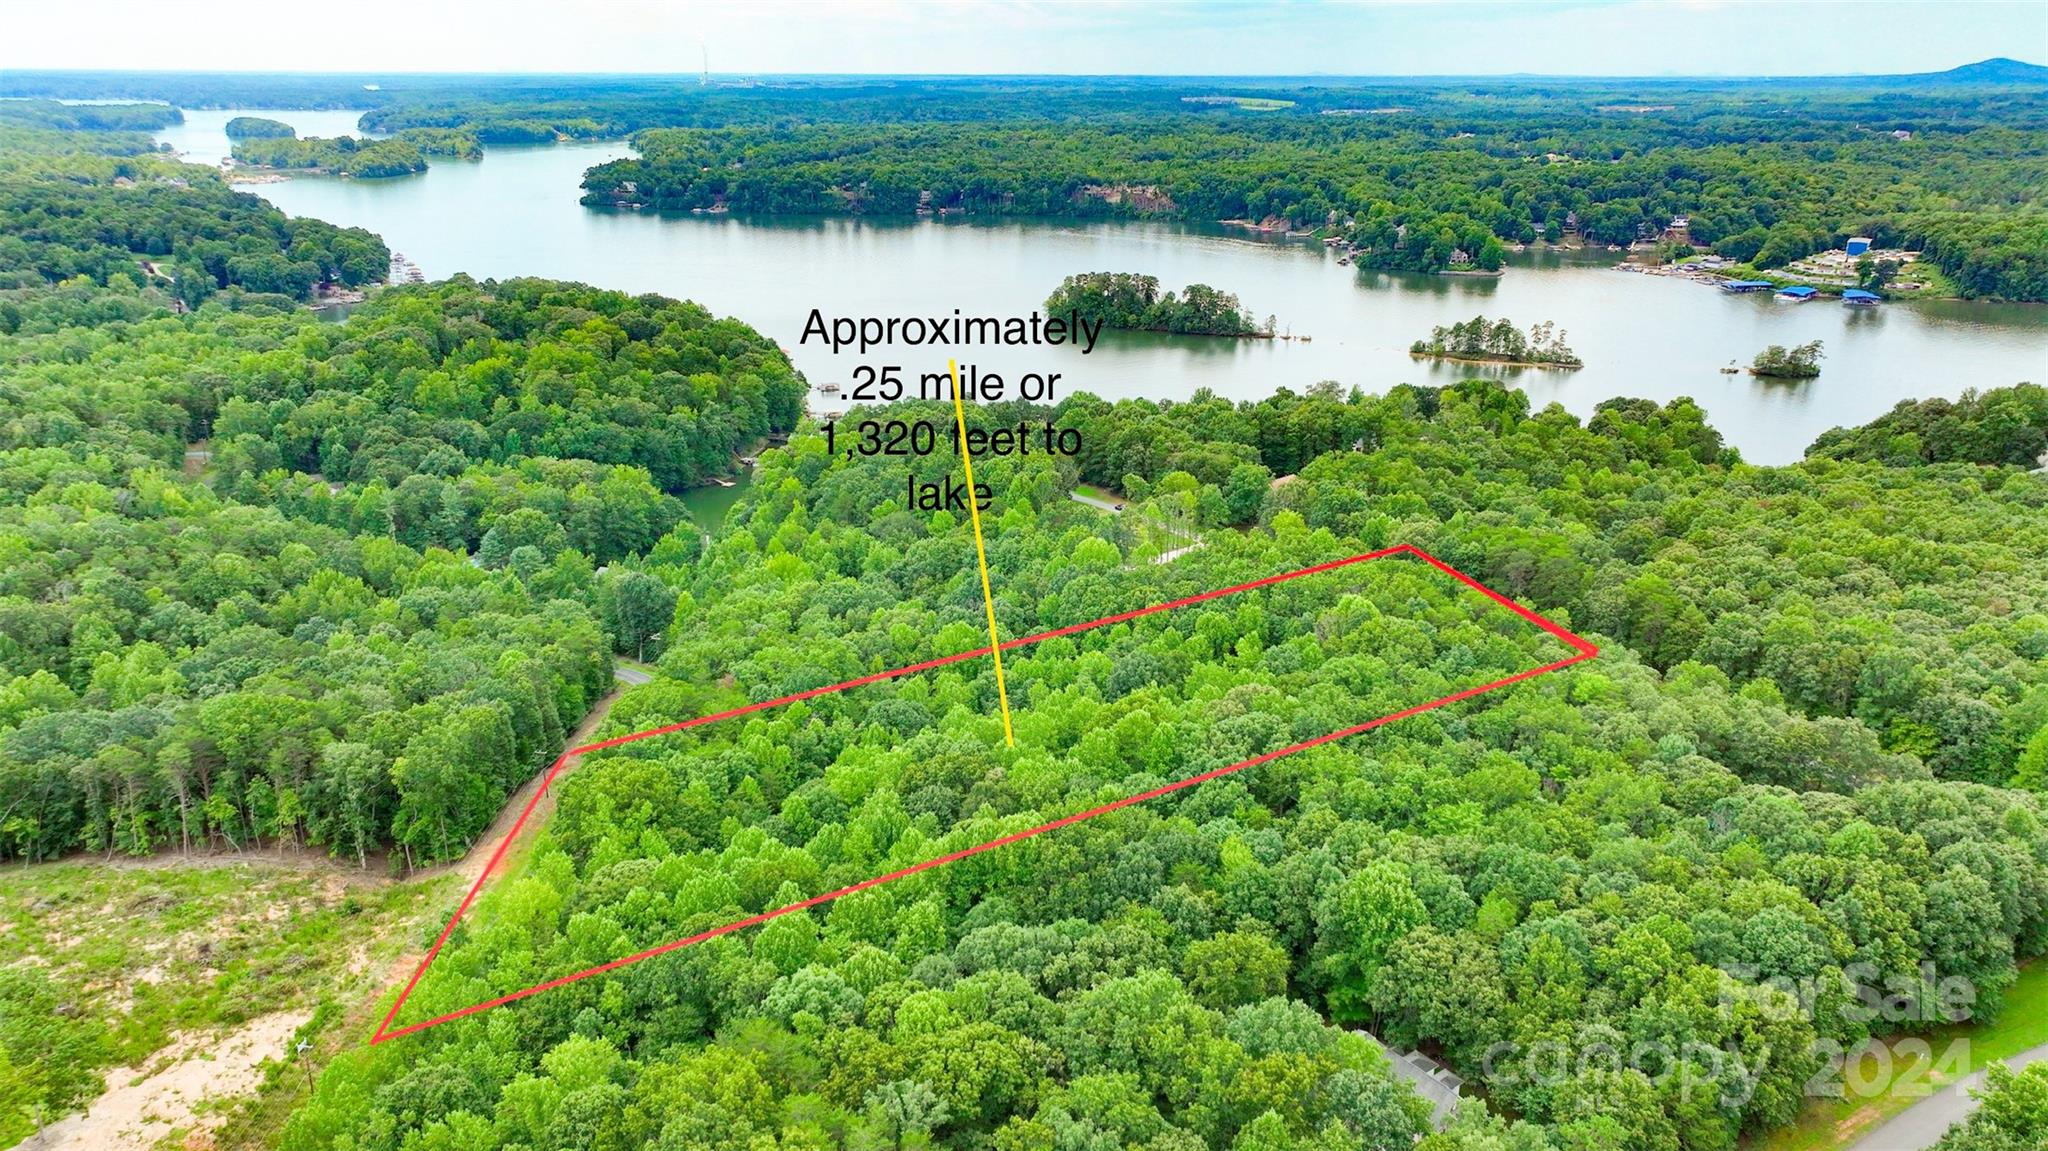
[0,82,2046,1150]
[1808,383,2048,468]
[0,120,388,301]
[0,271,803,871]
[283,377,2048,1151]
[0,98,182,134]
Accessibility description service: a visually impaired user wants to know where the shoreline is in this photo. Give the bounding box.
[1107,325,1279,341]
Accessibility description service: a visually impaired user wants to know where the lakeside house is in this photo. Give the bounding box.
[1776,285,1819,302]
[1720,280,1774,293]
[1843,288,1882,306]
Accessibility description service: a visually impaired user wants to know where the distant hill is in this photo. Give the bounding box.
[1895,57,2048,85]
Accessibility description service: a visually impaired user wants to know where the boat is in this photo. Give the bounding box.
[818,382,841,393]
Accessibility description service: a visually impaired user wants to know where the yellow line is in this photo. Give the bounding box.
[947,359,1015,747]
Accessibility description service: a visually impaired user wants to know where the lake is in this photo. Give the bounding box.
[173,111,2048,466]
[155,108,380,165]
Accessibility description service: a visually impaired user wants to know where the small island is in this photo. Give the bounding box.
[1750,339,1825,379]
[1409,316,1582,368]
[223,115,296,139]
[1045,272,1272,338]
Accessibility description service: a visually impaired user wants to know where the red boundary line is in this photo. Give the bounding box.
[370,544,1595,1043]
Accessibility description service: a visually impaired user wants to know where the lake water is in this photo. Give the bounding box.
[155,108,378,165]
[677,470,752,534]
[171,112,2048,465]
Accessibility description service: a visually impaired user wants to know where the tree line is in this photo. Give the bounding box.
[577,91,2048,296]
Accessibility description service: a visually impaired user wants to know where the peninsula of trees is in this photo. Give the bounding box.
[1409,315,1581,368]
[231,134,428,178]
[229,128,479,178]
[1044,272,1267,338]
[0,161,388,300]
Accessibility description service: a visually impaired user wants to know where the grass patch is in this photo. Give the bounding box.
[1749,959,2048,1151]
[0,859,437,1144]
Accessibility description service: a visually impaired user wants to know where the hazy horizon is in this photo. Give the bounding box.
[5,59,2044,82]
[6,1,2044,79]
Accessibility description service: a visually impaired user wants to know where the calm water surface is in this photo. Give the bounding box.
[155,108,377,164]
[677,470,753,532]
[168,115,2048,465]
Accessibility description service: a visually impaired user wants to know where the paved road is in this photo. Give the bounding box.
[613,665,653,685]
[1068,491,1204,565]
[1844,1041,2048,1150]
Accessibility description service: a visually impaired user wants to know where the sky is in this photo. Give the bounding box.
[4,0,2044,77]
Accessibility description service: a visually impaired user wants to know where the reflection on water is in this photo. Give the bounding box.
[165,111,2048,465]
